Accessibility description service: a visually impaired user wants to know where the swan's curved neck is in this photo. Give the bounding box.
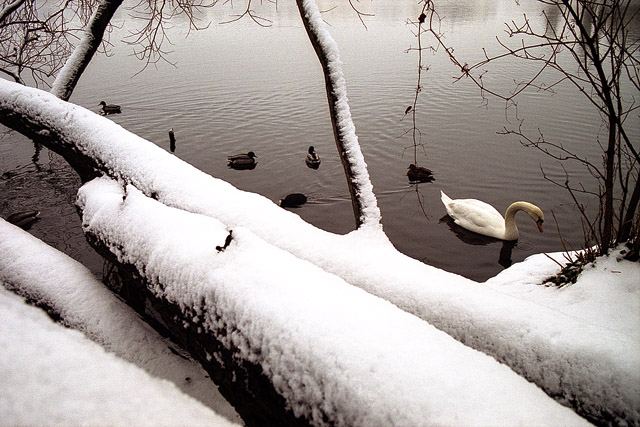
[504,202,538,240]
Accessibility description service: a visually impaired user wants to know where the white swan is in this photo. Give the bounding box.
[440,190,544,241]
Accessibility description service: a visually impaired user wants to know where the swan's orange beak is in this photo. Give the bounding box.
[536,219,544,233]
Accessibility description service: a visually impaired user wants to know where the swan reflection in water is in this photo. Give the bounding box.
[439,215,517,268]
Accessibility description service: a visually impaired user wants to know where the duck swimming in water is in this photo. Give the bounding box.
[227,151,257,169]
[278,193,307,208]
[305,146,321,169]
[407,164,434,183]
[440,190,543,241]
[99,101,121,115]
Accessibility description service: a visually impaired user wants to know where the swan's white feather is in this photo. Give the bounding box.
[441,191,506,239]
[441,191,543,241]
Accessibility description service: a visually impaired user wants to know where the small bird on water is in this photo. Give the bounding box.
[407,164,434,183]
[227,151,258,170]
[99,101,121,115]
[6,210,40,230]
[278,193,307,208]
[305,146,321,169]
[169,128,176,152]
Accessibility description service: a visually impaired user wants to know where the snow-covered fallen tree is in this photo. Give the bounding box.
[0,218,242,425]
[69,176,589,426]
[1,78,638,424]
[0,287,236,426]
[1,0,638,423]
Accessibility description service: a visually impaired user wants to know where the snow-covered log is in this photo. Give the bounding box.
[72,176,588,426]
[0,287,236,426]
[0,78,638,424]
[296,0,381,229]
[0,218,242,424]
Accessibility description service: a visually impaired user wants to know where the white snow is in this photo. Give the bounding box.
[0,286,235,426]
[73,176,587,425]
[482,250,640,422]
[485,249,640,341]
[49,33,90,99]
[0,218,242,425]
[1,75,638,423]
[49,13,93,99]
[299,0,381,229]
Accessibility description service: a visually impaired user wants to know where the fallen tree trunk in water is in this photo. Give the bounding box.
[83,230,304,427]
[75,177,587,426]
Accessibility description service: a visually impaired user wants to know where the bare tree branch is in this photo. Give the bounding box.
[124,0,216,74]
[219,0,273,27]
[420,0,639,254]
[0,0,83,87]
[0,0,25,22]
[51,0,125,101]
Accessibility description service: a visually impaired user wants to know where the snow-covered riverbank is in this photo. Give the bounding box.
[2,196,638,424]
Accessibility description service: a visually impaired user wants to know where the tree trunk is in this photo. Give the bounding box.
[619,174,640,242]
[82,230,309,427]
[601,114,617,253]
[0,0,25,24]
[50,0,124,101]
[295,0,381,230]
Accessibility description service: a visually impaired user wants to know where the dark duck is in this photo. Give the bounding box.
[278,193,307,208]
[305,146,321,169]
[99,101,121,115]
[407,164,434,183]
[227,151,257,170]
[6,210,40,230]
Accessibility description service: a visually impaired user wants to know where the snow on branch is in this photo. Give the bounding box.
[73,176,586,426]
[50,0,124,101]
[296,0,381,230]
[0,219,240,424]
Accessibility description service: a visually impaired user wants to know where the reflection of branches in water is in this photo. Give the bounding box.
[403,2,430,166]
[2,145,70,183]
[1,163,34,180]
[1,143,53,180]
[31,141,41,165]
[1,147,87,260]
[400,183,431,221]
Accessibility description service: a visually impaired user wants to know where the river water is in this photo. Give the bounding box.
[2,0,637,281]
